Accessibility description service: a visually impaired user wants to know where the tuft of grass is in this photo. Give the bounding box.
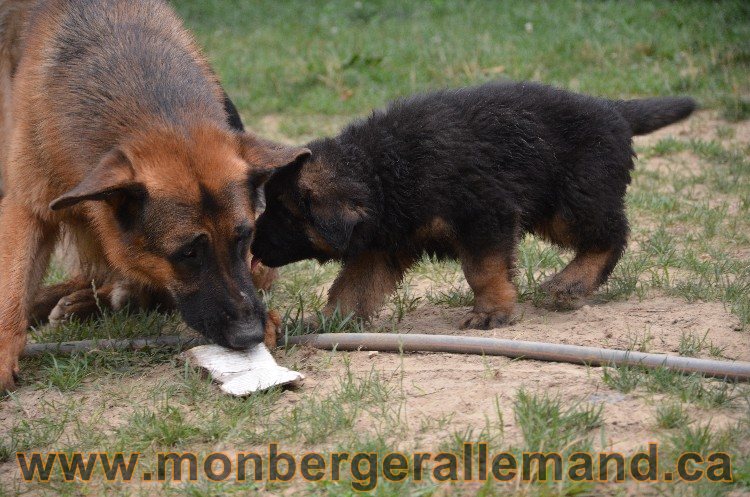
[390,285,422,322]
[655,401,689,429]
[602,365,642,394]
[517,237,565,301]
[600,253,651,301]
[4,399,74,457]
[0,440,12,464]
[513,389,603,451]
[281,300,366,338]
[29,307,180,343]
[602,365,738,408]
[41,354,93,391]
[678,330,710,357]
[271,359,403,445]
[426,286,474,308]
[667,422,726,455]
[23,345,181,391]
[117,404,203,450]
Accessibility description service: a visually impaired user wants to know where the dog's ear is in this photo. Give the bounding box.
[239,133,311,186]
[300,142,372,254]
[50,149,144,211]
[310,202,367,254]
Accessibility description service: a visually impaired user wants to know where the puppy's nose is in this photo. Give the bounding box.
[224,319,265,350]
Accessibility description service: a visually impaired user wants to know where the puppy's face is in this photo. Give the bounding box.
[252,145,371,268]
[51,126,309,349]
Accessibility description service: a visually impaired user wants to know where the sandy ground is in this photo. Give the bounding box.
[285,293,748,453]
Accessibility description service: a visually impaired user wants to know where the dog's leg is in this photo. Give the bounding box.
[29,277,91,325]
[42,280,176,325]
[540,247,623,309]
[46,283,117,325]
[460,251,517,330]
[325,252,410,320]
[538,209,628,309]
[0,201,57,389]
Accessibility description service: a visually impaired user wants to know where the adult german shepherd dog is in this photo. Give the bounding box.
[0,0,309,390]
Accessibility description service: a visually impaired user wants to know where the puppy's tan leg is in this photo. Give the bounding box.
[540,249,618,309]
[0,201,57,390]
[461,252,517,330]
[325,252,410,320]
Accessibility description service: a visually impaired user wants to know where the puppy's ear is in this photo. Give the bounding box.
[239,133,311,186]
[311,202,367,254]
[50,149,144,211]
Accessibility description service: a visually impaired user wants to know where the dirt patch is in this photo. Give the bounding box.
[272,291,748,456]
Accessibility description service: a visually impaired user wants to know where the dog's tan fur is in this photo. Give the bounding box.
[0,0,308,389]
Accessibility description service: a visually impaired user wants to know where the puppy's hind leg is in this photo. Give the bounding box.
[325,252,413,321]
[540,212,628,309]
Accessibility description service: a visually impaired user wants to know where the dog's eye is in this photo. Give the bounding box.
[181,246,197,259]
[235,225,253,243]
[173,234,207,263]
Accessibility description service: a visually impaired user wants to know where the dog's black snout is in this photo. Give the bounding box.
[224,317,265,350]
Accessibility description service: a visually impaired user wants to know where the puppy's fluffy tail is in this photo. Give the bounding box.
[613,96,697,136]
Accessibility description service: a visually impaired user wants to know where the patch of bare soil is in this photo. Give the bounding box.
[282,294,747,455]
[392,296,746,360]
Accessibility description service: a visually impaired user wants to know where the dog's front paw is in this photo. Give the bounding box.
[48,289,101,325]
[0,364,18,392]
[0,343,23,392]
[0,369,16,393]
[461,310,511,330]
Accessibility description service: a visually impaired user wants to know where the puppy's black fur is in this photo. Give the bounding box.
[252,81,696,329]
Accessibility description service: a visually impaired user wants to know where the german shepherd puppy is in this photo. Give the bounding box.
[251,82,695,329]
[0,0,309,390]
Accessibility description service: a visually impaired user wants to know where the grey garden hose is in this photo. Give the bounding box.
[21,333,750,381]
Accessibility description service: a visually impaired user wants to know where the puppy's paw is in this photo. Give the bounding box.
[539,279,587,311]
[461,310,511,330]
[48,289,102,325]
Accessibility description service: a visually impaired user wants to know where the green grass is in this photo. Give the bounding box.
[513,389,603,452]
[602,365,739,409]
[654,401,690,429]
[173,0,750,122]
